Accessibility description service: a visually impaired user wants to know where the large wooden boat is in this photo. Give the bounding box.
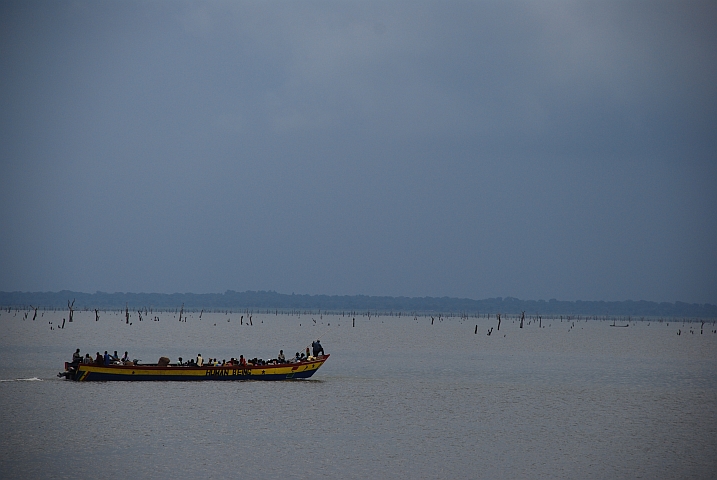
[60,355,329,381]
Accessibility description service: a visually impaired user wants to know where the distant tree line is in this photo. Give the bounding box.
[0,290,715,318]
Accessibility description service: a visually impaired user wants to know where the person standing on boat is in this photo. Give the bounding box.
[71,348,82,365]
[314,340,324,356]
[196,354,203,367]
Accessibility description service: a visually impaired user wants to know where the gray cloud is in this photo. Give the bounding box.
[1,1,715,303]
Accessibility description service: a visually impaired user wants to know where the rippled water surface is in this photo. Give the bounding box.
[1,310,716,478]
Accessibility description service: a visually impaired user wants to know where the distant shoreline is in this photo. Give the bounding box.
[0,290,715,318]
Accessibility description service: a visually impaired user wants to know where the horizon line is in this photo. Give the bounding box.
[0,289,714,306]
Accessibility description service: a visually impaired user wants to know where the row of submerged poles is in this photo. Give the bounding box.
[1,303,716,335]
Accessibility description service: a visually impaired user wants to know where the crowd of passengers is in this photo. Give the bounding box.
[69,349,135,366]
[69,340,325,368]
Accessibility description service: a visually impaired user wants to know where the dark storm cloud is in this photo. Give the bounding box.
[1,1,715,303]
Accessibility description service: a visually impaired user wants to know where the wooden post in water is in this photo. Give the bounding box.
[67,299,75,322]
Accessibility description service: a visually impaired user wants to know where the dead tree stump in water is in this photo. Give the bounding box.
[67,299,75,322]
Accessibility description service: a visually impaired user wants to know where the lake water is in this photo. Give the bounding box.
[1,309,715,478]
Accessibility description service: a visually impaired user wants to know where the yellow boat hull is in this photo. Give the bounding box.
[62,355,329,381]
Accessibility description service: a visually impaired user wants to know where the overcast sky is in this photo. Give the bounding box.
[1,1,715,303]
